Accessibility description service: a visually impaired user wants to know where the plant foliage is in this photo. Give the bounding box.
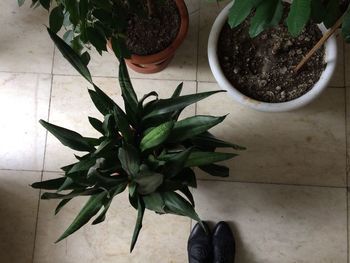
[31,30,244,252]
[19,0,138,63]
[228,0,350,41]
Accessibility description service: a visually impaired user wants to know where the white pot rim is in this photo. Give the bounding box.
[208,2,337,112]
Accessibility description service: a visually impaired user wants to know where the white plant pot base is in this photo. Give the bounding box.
[208,2,337,112]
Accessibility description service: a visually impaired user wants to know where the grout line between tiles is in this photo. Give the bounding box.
[197,177,348,189]
[345,86,349,263]
[30,45,56,263]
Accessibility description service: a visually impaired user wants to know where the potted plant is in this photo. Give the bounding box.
[208,0,350,112]
[18,0,189,74]
[31,28,244,252]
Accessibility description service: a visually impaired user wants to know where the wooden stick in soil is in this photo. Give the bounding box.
[294,16,343,73]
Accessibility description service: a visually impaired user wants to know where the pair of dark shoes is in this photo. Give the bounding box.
[187,221,235,263]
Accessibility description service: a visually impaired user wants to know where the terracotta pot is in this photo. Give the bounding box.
[125,0,189,74]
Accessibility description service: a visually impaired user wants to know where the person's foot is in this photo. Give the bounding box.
[212,221,236,263]
[187,222,212,263]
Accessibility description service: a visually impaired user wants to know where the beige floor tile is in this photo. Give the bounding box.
[193,180,347,263]
[196,82,346,186]
[0,72,51,170]
[44,76,196,171]
[346,87,350,185]
[33,172,190,263]
[329,35,345,88]
[53,13,198,81]
[345,42,350,87]
[185,0,200,14]
[0,170,41,263]
[0,1,54,73]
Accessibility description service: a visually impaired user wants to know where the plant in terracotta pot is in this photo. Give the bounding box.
[31,28,244,251]
[208,0,350,112]
[18,0,189,73]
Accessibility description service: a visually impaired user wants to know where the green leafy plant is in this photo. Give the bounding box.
[18,0,160,63]
[31,28,244,252]
[228,0,350,41]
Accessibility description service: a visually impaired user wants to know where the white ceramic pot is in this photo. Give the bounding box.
[208,2,337,112]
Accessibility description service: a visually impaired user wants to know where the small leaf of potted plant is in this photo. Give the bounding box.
[19,0,189,74]
[208,0,350,112]
[31,28,245,252]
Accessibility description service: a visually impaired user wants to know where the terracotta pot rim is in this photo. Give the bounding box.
[127,0,189,65]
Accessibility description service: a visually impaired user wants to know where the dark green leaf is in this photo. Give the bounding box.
[168,115,226,143]
[139,91,158,107]
[179,187,195,207]
[49,6,64,33]
[39,0,50,10]
[40,119,94,152]
[68,158,96,174]
[162,192,202,226]
[199,163,230,177]
[88,86,116,116]
[310,0,326,23]
[88,117,104,134]
[134,170,164,195]
[102,114,116,138]
[342,8,350,43]
[79,0,89,18]
[118,144,140,177]
[324,0,341,28]
[31,177,66,190]
[163,148,193,178]
[55,198,72,215]
[57,177,75,192]
[92,183,127,224]
[41,188,100,200]
[47,28,92,83]
[171,82,183,98]
[143,90,224,120]
[140,121,175,152]
[143,192,166,213]
[118,59,138,123]
[86,27,107,52]
[130,197,145,252]
[113,106,133,143]
[55,191,107,243]
[111,37,131,59]
[65,0,80,26]
[81,51,90,66]
[287,0,312,36]
[192,132,246,150]
[249,0,283,37]
[185,151,237,167]
[228,0,262,28]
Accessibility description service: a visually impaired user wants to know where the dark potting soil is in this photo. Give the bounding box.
[126,0,180,56]
[218,15,326,103]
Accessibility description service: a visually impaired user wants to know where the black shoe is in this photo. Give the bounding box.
[212,221,236,263]
[187,222,212,263]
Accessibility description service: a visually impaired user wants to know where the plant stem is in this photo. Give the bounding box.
[146,0,156,17]
[294,16,343,73]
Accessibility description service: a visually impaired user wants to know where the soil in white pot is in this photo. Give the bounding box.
[217,6,326,103]
[126,0,180,55]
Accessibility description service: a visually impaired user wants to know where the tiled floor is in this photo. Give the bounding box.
[1,0,350,262]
